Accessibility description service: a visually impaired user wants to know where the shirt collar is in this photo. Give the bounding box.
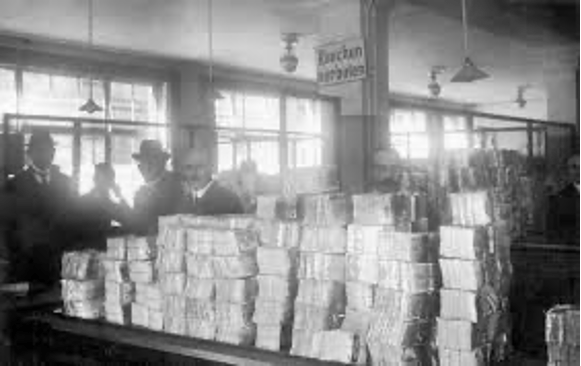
[29,164,51,184]
[193,180,214,199]
[144,172,166,189]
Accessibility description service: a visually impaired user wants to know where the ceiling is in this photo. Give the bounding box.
[0,0,577,118]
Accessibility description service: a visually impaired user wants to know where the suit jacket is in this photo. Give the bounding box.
[4,166,77,284]
[548,184,579,244]
[179,181,244,216]
[133,172,184,235]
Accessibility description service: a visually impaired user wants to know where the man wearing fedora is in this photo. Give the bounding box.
[4,129,77,285]
[131,139,183,234]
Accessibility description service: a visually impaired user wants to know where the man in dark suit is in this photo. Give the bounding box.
[132,140,183,234]
[548,153,579,244]
[4,130,77,285]
[177,148,243,216]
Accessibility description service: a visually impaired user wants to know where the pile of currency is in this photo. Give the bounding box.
[61,250,104,319]
[546,305,580,366]
[438,223,512,365]
[102,237,133,325]
[291,194,349,358]
[253,219,300,351]
[352,193,430,232]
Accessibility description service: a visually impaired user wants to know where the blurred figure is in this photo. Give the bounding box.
[548,153,579,244]
[4,129,77,286]
[236,160,259,214]
[370,147,404,193]
[77,163,130,248]
[132,140,183,234]
[178,148,243,216]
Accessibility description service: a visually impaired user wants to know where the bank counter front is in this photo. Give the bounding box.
[8,194,580,366]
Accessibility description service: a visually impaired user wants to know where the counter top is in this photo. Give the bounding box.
[22,312,344,366]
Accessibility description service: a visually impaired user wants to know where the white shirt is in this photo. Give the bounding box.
[191,180,214,200]
[29,164,51,185]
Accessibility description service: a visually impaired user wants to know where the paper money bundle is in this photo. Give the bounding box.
[546,305,580,366]
[351,193,429,231]
[61,250,104,320]
[300,193,350,227]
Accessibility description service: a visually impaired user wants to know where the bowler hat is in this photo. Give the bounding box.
[132,139,170,162]
[27,130,55,149]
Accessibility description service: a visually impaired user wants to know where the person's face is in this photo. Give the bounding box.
[374,163,401,182]
[28,144,55,170]
[567,155,579,185]
[137,158,165,183]
[181,155,211,190]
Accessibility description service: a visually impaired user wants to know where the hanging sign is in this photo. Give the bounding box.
[316,38,367,86]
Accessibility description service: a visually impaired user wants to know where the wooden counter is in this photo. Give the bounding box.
[510,240,579,357]
[14,312,344,366]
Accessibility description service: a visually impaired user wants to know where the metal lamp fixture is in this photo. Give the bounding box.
[428,66,446,98]
[280,33,299,73]
[79,0,103,114]
[450,0,489,83]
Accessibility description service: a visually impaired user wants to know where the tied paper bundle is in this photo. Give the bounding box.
[256,247,298,276]
[128,261,155,284]
[157,250,185,273]
[300,226,347,254]
[311,330,363,364]
[185,228,214,255]
[377,232,438,264]
[440,259,489,291]
[291,329,316,357]
[215,278,258,303]
[346,282,375,311]
[185,278,215,300]
[293,304,343,331]
[367,343,435,366]
[104,302,130,325]
[439,347,487,366]
[215,302,254,326]
[181,214,258,231]
[127,236,156,261]
[104,280,134,305]
[346,225,382,255]
[257,221,301,248]
[135,284,163,311]
[448,192,492,227]
[212,254,258,279]
[256,196,279,220]
[301,193,351,226]
[256,325,292,351]
[149,309,164,331]
[352,194,419,228]
[61,250,103,280]
[253,300,293,325]
[256,275,297,301]
[212,229,259,257]
[298,252,345,282]
[547,346,580,366]
[340,311,374,365]
[346,255,379,284]
[131,302,149,328]
[160,273,186,295]
[106,237,126,260]
[295,279,345,309]
[64,299,102,320]
[216,323,256,346]
[165,315,187,336]
[440,288,499,324]
[546,305,580,346]
[374,289,438,321]
[62,279,103,302]
[156,225,186,252]
[102,260,129,282]
[440,226,492,261]
[187,319,216,340]
[377,261,438,292]
[367,314,434,348]
[185,254,214,279]
[163,295,187,319]
[436,318,496,351]
[186,298,216,323]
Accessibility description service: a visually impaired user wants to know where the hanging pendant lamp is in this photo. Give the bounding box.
[207,0,223,100]
[450,0,489,83]
[79,0,103,113]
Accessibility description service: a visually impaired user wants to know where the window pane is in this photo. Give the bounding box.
[110,82,134,120]
[244,94,280,130]
[444,132,469,150]
[0,68,17,117]
[216,91,244,128]
[443,115,467,131]
[79,133,106,195]
[287,97,322,134]
[250,141,279,175]
[218,143,234,172]
[392,134,429,159]
[288,137,323,168]
[391,110,427,133]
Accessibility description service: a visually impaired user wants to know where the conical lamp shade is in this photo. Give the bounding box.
[451,57,489,83]
[209,87,224,100]
[79,98,103,114]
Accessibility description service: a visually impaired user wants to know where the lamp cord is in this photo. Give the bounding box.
[87,0,95,98]
[208,0,214,87]
[461,0,469,56]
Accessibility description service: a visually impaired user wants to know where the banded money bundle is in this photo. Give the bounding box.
[61,250,104,320]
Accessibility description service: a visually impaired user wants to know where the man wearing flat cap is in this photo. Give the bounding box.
[131,139,183,234]
[4,129,77,285]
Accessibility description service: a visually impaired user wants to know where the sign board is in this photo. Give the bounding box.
[316,38,367,87]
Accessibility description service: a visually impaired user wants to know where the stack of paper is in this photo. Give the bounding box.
[301,193,350,227]
[546,305,580,366]
[61,250,104,320]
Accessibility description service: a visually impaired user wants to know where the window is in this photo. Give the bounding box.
[443,115,470,150]
[390,109,429,160]
[215,91,331,175]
